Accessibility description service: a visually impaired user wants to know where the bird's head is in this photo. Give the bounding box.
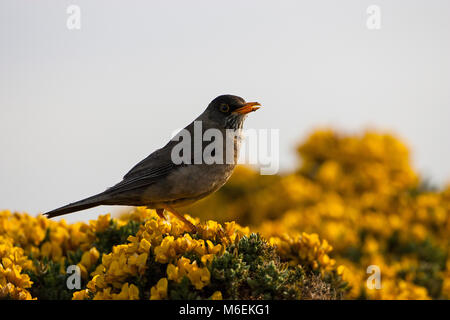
[203,95,261,129]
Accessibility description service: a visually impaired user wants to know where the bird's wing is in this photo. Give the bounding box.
[106,141,181,195]
[123,144,177,180]
[106,162,178,195]
[107,120,206,195]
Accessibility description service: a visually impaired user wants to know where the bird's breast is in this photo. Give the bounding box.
[141,162,236,206]
[140,128,244,205]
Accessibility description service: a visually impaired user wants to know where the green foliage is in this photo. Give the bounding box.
[169,277,202,300]
[94,219,142,253]
[23,223,345,300]
[26,258,75,300]
[24,220,143,300]
[205,233,342,300]
[386,231,447,299]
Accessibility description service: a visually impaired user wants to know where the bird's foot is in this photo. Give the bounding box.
[156,208,166,219]
[182,219,197,233]
[162,206,197,233]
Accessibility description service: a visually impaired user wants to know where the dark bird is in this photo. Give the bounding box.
[44,95,261,231]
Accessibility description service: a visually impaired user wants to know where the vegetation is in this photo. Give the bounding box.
[2,128,449,299]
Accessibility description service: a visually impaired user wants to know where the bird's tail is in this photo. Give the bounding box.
[44,192,108,218]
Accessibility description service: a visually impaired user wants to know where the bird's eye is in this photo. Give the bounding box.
[220,104,230,113]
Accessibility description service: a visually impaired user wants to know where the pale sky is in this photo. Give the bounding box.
[1,1,449,223]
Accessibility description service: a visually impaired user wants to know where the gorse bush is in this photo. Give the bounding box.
[1,128,449,300]
[188,129,450,299]
[0,208,346,300]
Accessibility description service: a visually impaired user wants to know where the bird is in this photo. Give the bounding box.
[44,95,261,231]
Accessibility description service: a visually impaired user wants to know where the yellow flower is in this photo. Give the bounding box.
[113,283,140,300]
[166,263,179,282]
[87,274,107,291]
[80,247,100,270]
[93,287,113,300]
[185,261,210,290]
[337,265,345,276]
[40,242,52,258]
[317,160,340,185]
[201,254,215,266]
[150,278,168,300]
[154,236,176,263]
[90,214,111,233]
[211,291,222,300]
[77,263,88,279]
[166,257,210,289]
[128,252,148,274]
[139,238,151,253]
[206,240,222,255]
[72,289,90,300]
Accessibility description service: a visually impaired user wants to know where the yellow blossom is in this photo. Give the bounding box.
[211,291,222,300]
[150,278,168,300]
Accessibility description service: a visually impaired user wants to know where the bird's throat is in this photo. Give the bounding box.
[225,114,246,130]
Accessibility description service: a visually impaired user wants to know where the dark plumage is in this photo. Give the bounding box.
[44,95,261,231]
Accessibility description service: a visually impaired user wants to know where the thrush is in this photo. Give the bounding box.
[44,95,261,231]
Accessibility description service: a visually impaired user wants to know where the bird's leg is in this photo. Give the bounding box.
[156,208,166,220]
[163,205,197,233]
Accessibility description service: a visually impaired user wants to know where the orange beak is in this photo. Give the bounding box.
[233,102,261,115]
